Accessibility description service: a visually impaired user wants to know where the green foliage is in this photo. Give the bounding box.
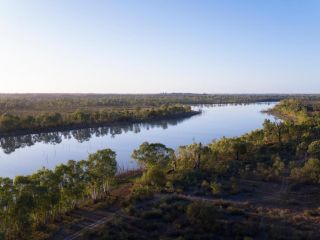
[3,97,320,238]
[130,185,155,203]
[307,140,320,157]
[172,169,207,190]
[175,143,211,171]
[291,158,320,183]
[0,114,21,131]
[186,201,219,231]
[256,156,285,180]
[132,142,174,169]
[0,93,297,113]
[0,148,118,239]
[87,149,117,197]
[210,181,222,195]
[0,104,194,133]
[139,166,166,187]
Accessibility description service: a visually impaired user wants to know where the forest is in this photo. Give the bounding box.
[0,104,196,135]
[1,93,319,114]
[2,93,320,135]
[2,99,320,239]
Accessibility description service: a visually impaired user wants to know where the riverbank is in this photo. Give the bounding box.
[0,109,200,137]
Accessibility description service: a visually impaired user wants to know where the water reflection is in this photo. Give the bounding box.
[0,116,194,154]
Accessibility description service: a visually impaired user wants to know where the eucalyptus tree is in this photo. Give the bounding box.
[176,143,211,171]
[307,140,320,158]
[132,142,174,169]
[87,149,117,198]
[0,177,15,238]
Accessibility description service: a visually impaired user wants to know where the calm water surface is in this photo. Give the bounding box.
[0,103,276,178]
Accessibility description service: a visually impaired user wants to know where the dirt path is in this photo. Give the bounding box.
[51,178,320,239]
[159,177,320,212]
[50,183,133,240]
[62,214,115,240]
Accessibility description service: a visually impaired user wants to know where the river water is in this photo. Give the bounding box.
[0,103,276,178]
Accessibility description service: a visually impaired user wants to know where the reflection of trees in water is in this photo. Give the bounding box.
[0,116,191,154]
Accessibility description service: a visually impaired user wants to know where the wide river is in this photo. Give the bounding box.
[0,103,276,178]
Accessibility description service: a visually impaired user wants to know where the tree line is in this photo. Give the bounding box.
[1,93,319,113]
[0,105,194,134]
[129,100,320,198]
[0,149,117,239]
[0,117,187,154]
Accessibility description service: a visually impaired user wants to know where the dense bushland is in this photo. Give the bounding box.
[2,99,320,239]
[0,105,194,134]
[0,93,309,113]
[0,149,117,239]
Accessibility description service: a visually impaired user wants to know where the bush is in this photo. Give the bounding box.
[230,177,240,194]
[172,170,207,190]
[201,180,210,190]
[210,181,222,195]
[186,201,219,231]
[141,209,162,219]
[291,158,320,183]
[308,140,320,157]
[139,166,166,187]
[130,185,155,202]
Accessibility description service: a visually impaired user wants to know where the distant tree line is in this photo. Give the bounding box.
[1,93,319,114]
[0,105,195,134]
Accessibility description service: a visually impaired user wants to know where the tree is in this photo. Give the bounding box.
[131,142,174,169]
[307,140,320,158]
[232,139,247,161]
[291,158,320,183]
[175,143,211,171]
[87,149,117,197]
[263,119,284,144]
[0,114,21,131]
[71,110,91,124]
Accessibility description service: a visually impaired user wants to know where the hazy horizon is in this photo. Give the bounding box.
[1,1,320,94]
[0,92,319,95]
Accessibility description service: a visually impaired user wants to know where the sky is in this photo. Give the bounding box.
[0,0,320,94]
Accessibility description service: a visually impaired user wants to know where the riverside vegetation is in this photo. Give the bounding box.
[2,93,319,135]
[0,104,195,135]
[2,99,320,239]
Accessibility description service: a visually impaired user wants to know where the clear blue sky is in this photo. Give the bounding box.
[1,0,320,93]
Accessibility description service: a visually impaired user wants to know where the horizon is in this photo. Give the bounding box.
[1,92,320,95]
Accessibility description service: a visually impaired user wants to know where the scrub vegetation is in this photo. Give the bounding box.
[0,103,195,135]
[2,98,320,239]
[2,93,319,134]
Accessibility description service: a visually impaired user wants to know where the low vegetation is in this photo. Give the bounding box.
[2,98,320,239]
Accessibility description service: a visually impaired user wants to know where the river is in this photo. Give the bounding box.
[0,102,276,178]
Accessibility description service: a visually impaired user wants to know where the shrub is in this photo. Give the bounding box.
[141,209,162,219]
[210,181,222,195]
[291,158,320,183]
[186,201,219,231]
[139,166,166,187]
[130,185,154,202]
[308,140,320,157]
[0,114,21,131]
[172,170,207,190]
[201,180,210,190]
[230,177,240,194]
